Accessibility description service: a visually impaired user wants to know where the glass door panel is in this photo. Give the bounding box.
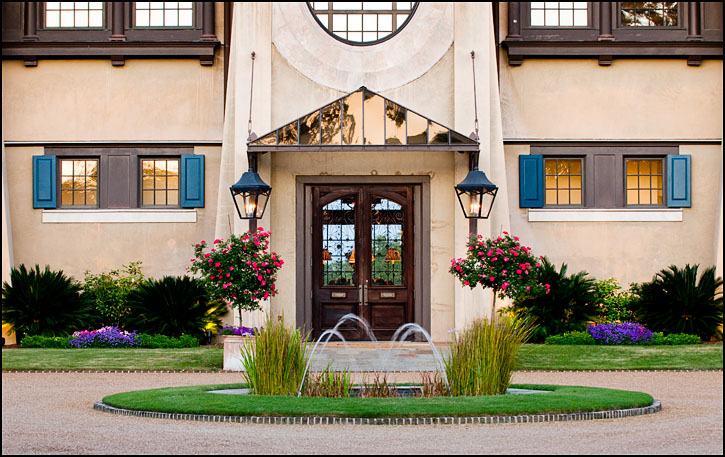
[370,196,404,286]
[322,196,357,286]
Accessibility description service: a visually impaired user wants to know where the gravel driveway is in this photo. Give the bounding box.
[2,370,722,455]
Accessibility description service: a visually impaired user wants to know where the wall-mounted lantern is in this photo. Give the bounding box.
[455,152,498,219]
[229,152,271,220]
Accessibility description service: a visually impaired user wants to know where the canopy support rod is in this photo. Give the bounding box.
[247,51,256,142]
[470,51,479,141]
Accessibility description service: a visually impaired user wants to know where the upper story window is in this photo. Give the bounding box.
[544,158,583,206]
[620,2,678,27]
[519,146,690,210]
[141,158,180,207]
[625,158,664,206]
[45,2,104,28]
[134,2,194,28]
[530,2,589,27]
[60,158,99,207]
[309,2,417,45]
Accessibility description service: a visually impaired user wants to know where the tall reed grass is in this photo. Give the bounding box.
[240,315,311,396]
[444,316,536,396]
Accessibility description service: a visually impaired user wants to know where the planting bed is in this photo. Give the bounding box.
[97,382,659,424]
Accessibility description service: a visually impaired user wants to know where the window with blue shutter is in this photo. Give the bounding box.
[33,155,57,208]
[180,154,205,208]
[667,154,691,208]
[519,154,544,208]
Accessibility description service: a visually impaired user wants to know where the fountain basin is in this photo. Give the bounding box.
[208,386,551,397]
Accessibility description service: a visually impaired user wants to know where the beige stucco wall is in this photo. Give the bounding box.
[498,52,723,288]
[500,58,723,141]
[505,144,723,287]
[1,58,224,142]
[2,54,225,281]
[4,145,221,281]
[266,42,461,341]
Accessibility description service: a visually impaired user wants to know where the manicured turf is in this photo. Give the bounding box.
[2,344,722,371]
[100,383,654,418]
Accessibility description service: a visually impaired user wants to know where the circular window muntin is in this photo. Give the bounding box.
[307,2,420,47]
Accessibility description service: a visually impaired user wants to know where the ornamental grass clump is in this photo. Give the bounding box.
[240,314,311,396]
[303,365,353,398]
[587,322,654,345]
[444,316,536,396]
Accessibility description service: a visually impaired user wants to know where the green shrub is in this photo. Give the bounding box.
[544,331,701,345]
[241,314,312,396]
[2,264,96,343]
[509,257,598,342]
[83,261,144,328]
[631,264,723,340]
[136,333,199,348]
[649,333,701,345]
[545,331,595,345]
[20,334,70,348]
[124,276,225,339]
[444,316,536,396]
[594,278,635,323]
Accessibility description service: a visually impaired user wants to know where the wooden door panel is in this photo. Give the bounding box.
[312,184,415,340]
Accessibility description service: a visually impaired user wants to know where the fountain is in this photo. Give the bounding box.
[298,313,450,396]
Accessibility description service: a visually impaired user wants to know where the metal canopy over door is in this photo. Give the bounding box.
[311,185,414,340]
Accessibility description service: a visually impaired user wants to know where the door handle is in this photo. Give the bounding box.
[363,284,368,307]
[358,285,364,309]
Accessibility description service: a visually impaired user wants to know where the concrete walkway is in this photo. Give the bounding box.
[2,370,722,454]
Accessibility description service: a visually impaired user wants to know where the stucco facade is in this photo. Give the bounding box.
[2,2,722,343]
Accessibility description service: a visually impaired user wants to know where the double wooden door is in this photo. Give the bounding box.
[311,185,414,340]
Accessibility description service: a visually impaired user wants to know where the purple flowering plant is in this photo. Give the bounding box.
[219,325,259,337]
[587,322,654,345]
[68,326,140,348]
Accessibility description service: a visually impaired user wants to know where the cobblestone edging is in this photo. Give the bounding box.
[2,369,722,373]
[92,400,662,425]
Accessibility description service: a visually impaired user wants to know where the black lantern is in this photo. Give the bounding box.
[455,166,498,219]
[230,167,271,220]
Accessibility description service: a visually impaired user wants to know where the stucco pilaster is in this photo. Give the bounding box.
[453,3,510,330]
[216,2,273,327]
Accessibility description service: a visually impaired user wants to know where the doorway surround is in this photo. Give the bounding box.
[295,175,431,337]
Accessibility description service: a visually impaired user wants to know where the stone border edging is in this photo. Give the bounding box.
[92,400,662,425]
[3,369,722,373]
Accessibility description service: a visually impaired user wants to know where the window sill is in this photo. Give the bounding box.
[527,208,682,222]
[42,209,197,223]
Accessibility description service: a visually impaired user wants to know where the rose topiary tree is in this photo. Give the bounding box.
[189,228,283,327]
[449,231,549,319]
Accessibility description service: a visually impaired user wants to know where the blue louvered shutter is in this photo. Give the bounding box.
[519,155,544,208]
[33,155,56,208]
[667,154,691,208]
[180,154,205,208]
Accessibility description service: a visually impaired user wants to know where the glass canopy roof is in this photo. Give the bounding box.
[248,87,479,151]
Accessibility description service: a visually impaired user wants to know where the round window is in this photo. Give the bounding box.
[308,2,419,46]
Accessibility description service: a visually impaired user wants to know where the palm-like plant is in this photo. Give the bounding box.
[124,276,218,338]
[510,257,597,342]
[632,264,723,340]
[2,264,95,341]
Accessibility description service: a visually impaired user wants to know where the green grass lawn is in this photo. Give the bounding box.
[101,383,654,418]
[2,344,722,371]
